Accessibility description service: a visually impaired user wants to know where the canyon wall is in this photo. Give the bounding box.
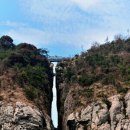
[0,36,54,130]
[56,37,130,130]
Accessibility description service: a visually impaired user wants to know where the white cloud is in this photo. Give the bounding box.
[5,26,88,48]
[1,0,129,56]
[6,27,51,47]
[0,21,27,28]
[20,0,74,22]
[4,25,116,51]
[70,0,100,10]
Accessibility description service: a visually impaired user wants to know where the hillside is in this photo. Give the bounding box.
[1,35,130,130]
[56,36,130,130]
[0,35,54,130]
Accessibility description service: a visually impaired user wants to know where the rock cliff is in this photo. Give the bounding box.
[1,35,130,130]
[56,37,130,130]
[0,101,52,130]
[67,93,130,130]
[57,82,130,130]
[0,36,54,130]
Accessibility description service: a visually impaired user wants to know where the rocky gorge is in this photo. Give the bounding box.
[56,37,130,130]
[1,35,130,130]
[66,92,130,130]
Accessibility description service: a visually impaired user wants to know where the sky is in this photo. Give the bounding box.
[0,0,130,127]
[0,0,130,57]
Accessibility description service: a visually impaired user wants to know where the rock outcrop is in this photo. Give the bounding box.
[0,101,53,130]
[0,38,54,130]
[66,93,130,130]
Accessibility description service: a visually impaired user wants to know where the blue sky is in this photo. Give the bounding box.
[0,0,130,57]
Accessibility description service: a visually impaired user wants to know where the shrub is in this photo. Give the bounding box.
[0,50,12,60]
[110,55,120,64]
[24,86,39,100]
[64,67,75,82]
[78,75,95,86]
[16,43,37,51]
[116,83,128,93]
[17,65,49,89]
[102,73,115,85]
[86,54,106,67]
[79,88,94,98]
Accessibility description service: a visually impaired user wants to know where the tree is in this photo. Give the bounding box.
[0,35,14,49]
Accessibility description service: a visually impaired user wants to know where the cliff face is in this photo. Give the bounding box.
[2,35,130,130]
[0,75,53,130]
[0,101,52,130]
[0,36,54,130]
[56,37,130,130]
[67,92,130,130]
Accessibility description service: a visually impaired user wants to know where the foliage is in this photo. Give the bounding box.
[79,88,94,98]
[64,67,75,82]
[78,75,95,86]
[17,65,49,89]
[0,35,53,101]
[102,73,115,85]
[57,35,130,95]
[0,35,15,49]
[24,86,40,100]
[116,83,128,93]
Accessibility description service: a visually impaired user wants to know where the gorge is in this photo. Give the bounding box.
[1,35,130,130]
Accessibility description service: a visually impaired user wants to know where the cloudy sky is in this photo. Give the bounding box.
[0,0,130,57]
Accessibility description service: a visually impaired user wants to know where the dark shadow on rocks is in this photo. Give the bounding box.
[67,120,77,130]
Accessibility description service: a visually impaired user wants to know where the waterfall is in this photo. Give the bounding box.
[51,62,58,128]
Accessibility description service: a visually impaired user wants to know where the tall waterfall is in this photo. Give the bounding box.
[51,62,58,128]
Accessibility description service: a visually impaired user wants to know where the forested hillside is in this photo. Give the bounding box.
[0,35,54,130]
[56,36,130,130]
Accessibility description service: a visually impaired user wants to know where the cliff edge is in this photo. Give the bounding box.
[0,36,54,130]
[56,36,130,130]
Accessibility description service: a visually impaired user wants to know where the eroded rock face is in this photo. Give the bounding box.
[66,93,130,130]
[0,101,53,130]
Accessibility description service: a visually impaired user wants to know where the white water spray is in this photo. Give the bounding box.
[51,62,58,128]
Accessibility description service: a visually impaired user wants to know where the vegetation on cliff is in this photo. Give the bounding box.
[56,36,130,129]
[57,35,130,95]
[0,35,53,113]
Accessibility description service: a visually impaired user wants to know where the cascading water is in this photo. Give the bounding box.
[51,62,58,128]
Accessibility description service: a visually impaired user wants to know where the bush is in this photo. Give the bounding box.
[79,88,94,98]
[116,83,128,93]
[0,50,12,60]
[64,67,75,82]
[110,55,121,65]
[24,86,39,100]
[16,43,37,51]
[102,73,115,85]
[17,65,49,89]
[78,75,95,86]
[86,54,106,67]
